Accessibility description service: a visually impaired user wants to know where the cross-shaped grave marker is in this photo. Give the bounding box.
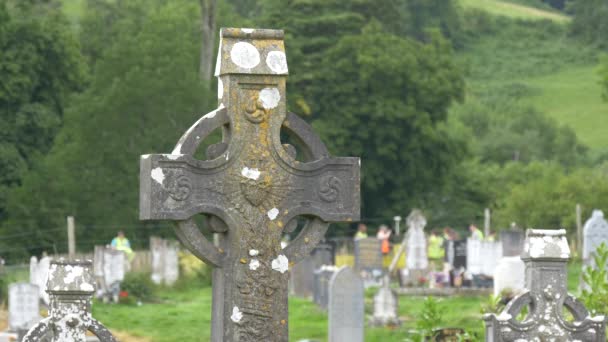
[140,28,360,341]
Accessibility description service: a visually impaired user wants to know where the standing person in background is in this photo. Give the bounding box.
[111,230,135,261]
[354,223,368,240]
[376,224,392,255]
[486,231,497,242]
[469,224,484,240]
[428,229,445,262]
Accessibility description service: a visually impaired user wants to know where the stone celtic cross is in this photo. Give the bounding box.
[140,28,360,341]
[484,229,606,342]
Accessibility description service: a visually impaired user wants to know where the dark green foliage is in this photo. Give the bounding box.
[310,23,465,219]
[0,1,85,222]
[1,0,214,258]
[568,0,608,49]
[581,243,608,315]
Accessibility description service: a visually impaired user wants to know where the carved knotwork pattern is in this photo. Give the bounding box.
[244,94,268,124]
[166,174,192,201]
[319,175,341,202]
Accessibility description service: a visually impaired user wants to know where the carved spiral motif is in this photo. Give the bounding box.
[319,175,341,202]
[167,175,192,201]
[244,94,267,123]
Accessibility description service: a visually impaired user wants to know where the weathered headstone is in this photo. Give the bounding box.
[23,260,117,342]
[583,209,608,261]
[290,242,335,298]
[354,238,383,272]
[139,28,360,341]
[484,229,607,341]
[150,237,180,286]
[354,237,383,287]
[289,256,315,298]
[313,265,337,309]
[8,283,40,338]
[445,239,467,287]
[467,239,501,286]
[102,249,125,303]
[328,267,364,342]
[371,277,399,326]
[493,229,525,296]
[405,209,428,271]
[29,256,51,306]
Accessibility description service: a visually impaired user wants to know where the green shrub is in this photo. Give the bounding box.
[121,272,156,302]
[580,242,608,315]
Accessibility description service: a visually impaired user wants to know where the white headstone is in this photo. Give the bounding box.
[328,267,364,342]
[164,241,179,285]
[583,209,608,261]
[467,239,502,276]
[8,283,40,331]
[405,209,428,270]
[151,237,164,285]
[29,255,51,305]
[493,256,525,296]
[103,249,125,287]
[371,278,399,326]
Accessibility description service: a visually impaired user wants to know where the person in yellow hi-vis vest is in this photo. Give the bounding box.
[469,224,484,240]
[428,230,445,270]
[111,230,135,261]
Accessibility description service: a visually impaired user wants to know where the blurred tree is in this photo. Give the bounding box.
[0,1,85,222]
[198,0,217,84]
[2,0,215,258]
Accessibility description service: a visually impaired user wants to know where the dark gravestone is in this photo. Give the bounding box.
[290,242,335,299]
[328,267,364,342]
[354,238,383,272]
[313,266,337,309]
[445,240,467,287]
[484,229,607,342]
[139,28,360,342]
[499,229,524,257]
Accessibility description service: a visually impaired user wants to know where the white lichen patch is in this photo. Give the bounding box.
[214,36,223,77]
[259,88,280,109]
[80,282,94,292]
[151,167,165,185]
[267,208,279,220]
[141,154,150,160]
[241,28,254,33]
[231,306,243,323]
[249,259,260,271]
[163,154,182,160]
[241,167,261,180]
[266,51,288,74]
[271,254,289,273]
[497,312,512,321]
[249,249,259,257]
[230,42,260,69]
[63,265,84,284]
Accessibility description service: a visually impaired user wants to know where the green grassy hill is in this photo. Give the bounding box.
[457,1,608,150]
[460,0,570,22]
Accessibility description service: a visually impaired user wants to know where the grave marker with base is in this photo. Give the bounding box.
[328,267,364,342]
[23,260,117,342]
[139,28,360,342]
[484,229,607,342]
[8,283,40,340]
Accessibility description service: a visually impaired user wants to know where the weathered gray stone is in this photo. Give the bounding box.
[583,209,608,261]
[22,260,117,342]
[9,283,40,332]
[354,238,383,272]
[499,229,524,257]
[484,229,607,342]
[405,209,428,271]
[313,265,337,309]
[328,267,364,342]
[139,28,360,342]
[290,242,334,299]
